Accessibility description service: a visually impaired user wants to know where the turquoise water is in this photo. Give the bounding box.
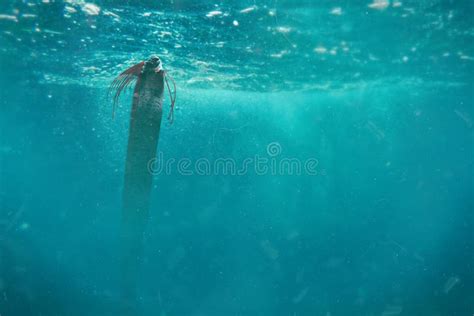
[0,0,473,315]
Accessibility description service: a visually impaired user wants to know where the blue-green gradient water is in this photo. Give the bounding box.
[0,0,473,315]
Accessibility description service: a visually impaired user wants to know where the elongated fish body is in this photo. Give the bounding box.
[109,56,176,309]
[122,66,164,231]
[121,68,164,300]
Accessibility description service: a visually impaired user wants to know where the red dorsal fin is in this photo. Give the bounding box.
[108,61,145,119]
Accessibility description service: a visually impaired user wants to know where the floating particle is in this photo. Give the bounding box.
[82,3,101,16]
[43,29,63,35]
[369,54,380,61]
[158,31,172,38]
[393,1,403,7]
[443,276,460,294]
[454,109,472,127]
[206,10,222,17]
[292,287,309,304]
[276,26,291,33]
[403,7,416,15]
[368,0,390,10]
[65,6,77,14]
[240,5,257,14]
[367,120,385,140]
[330,7,342,15]
[460,54,474,61]
[314,46,327,54]
[103,10,120,19]
[402,56,409,62]
[19,222,30,231]
[21,14,36,19]
[413,252,425,263]
[233,20,239,26]
[0,14,18,22]
[82,66,99,73]
[270,50,287,58]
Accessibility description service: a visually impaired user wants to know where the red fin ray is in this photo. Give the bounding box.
[164,72,177,124]
[108,61,144,119]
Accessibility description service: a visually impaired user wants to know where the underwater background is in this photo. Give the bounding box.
[0,0,473,315]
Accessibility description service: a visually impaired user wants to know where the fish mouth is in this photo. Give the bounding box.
[144,55,162,73]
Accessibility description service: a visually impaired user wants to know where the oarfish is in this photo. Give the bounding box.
[109,55,176,304]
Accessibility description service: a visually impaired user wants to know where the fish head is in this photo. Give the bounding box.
[143,55,163,73]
